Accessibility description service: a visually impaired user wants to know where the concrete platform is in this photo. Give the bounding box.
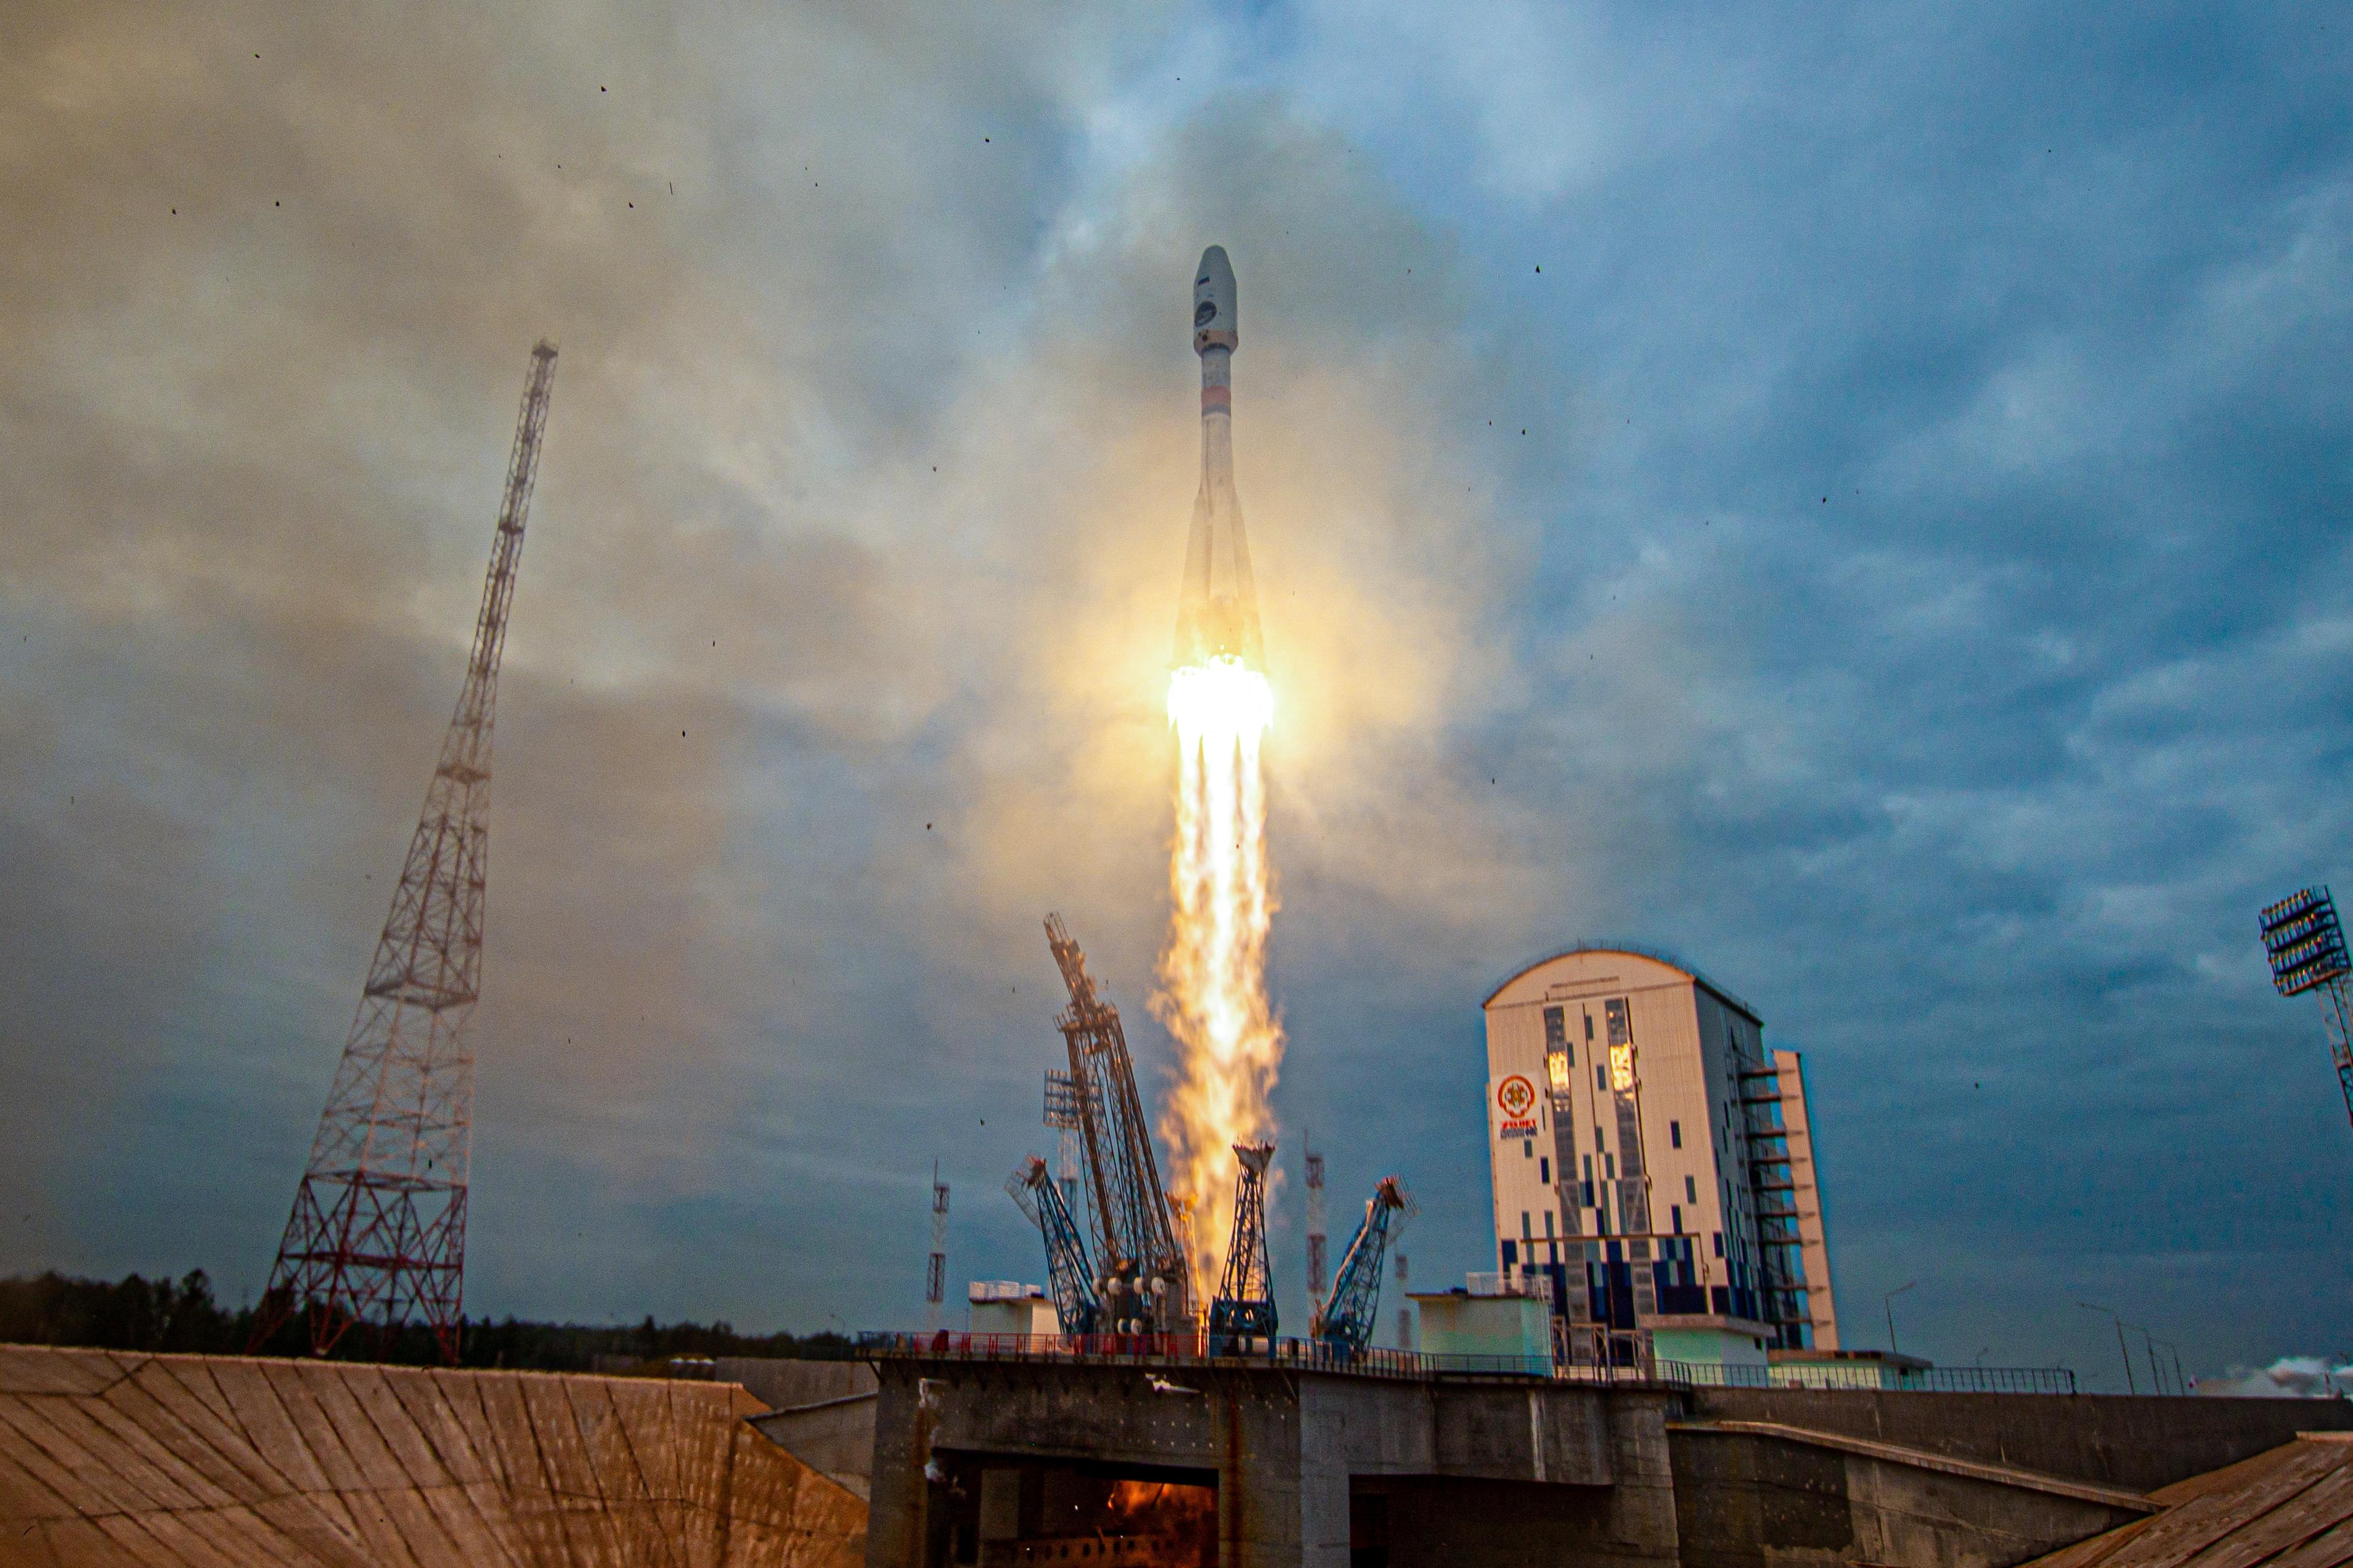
[863,1347,2353,1568]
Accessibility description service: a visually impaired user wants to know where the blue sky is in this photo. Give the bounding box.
[5,1,2352,1388]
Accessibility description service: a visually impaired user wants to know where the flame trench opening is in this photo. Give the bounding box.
[1157,654,1282,1298]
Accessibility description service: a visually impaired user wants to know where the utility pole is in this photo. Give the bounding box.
[251,343,557,1363]
[2079,1303,2137,1394]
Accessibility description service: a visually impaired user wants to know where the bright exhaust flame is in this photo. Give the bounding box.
[1157,654,1281,1296]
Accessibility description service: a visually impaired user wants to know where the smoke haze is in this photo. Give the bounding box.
[6,1,2353,1386]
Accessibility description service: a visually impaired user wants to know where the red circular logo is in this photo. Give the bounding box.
[1496,1074,1537,1120]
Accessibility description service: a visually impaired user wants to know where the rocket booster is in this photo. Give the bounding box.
[1175,245,1265,670]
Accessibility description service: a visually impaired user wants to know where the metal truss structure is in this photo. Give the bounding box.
[2262,887,2353,1131]
[251,343,557,1362]
[1315,1176,1413,1354]
[1043,914,1193,1332]
[1207,1141,1277,1352]
[1008,1155,1099,1336]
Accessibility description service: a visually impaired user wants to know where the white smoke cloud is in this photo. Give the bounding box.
[2196,1356,2353,1399]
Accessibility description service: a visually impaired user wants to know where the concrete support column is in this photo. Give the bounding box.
[1213,1381,1317,1566]
[865,1370,929,1568]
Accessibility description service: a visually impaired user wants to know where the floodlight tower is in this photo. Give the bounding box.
[2259,887,2353,1130]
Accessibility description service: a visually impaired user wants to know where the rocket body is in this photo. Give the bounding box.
[1176,246,1265,670]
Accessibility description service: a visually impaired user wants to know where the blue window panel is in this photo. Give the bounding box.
[1712,1232,1724,1258]
[1670,1204,1682,1234]
[1670,1120,1682,1148]
[1539,1156,1550,1184]
[1501,1241,1518,1268]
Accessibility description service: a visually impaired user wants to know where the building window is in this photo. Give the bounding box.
[1594,1124,1604,1152]
[1596,1063,1608,1092]
[1544,1210,1555,1238]
[1544,1005,1565,1049]
[1671,1204,1682,1234]
[1685,1175,1697,1203]
[1604,1153,1616,1179]
[1670,1120,1682,1148]
[1585,1013,1594,1041]
[1522,1139,1532,1160]
[1522,1212,1532,1240]
[1582,1154,1592,1182]
[1539,1156,1550,1184]
[1713,1232,1724,1258]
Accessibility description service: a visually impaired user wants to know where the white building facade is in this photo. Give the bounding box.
[1482,946,1840,1357]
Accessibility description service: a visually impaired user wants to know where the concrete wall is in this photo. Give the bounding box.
[1670,1425,2149,1568]
[1688,1387,2353,1493]
[725,1358,881,1500]
[865,1360,1679,1568]
[864,1356,2353,1568]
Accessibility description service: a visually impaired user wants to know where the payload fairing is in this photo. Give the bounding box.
[1176,245,1265,670]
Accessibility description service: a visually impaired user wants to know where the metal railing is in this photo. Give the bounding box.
[857,1331,2078,1394]
[1660,1359,2078,1394]
[857,1330,1630,1382]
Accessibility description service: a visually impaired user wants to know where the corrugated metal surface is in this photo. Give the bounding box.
[2031,1433,2353,1568]
[0,1345,866,1567]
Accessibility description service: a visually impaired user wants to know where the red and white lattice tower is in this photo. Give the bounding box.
[253,342,557,1362]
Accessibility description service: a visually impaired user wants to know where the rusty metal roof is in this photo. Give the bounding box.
[0,1343,866,1566]
[2030,1432,2353,1568]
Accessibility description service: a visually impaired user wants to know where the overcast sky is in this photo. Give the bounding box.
[6,1,2352,1388]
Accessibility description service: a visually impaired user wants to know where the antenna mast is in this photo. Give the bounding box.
[252,342,557,1362]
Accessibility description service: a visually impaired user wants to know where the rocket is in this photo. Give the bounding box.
[1175,245,1265,670]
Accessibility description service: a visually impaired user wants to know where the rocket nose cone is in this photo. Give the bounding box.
[1194,245,1238,354]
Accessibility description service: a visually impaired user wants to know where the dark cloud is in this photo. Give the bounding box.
[6,1,2352,1384]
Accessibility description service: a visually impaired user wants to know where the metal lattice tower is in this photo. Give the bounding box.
[1043,1069,1091,1220]
[927,1163,950,1330]
[1313,1177,1413,1354]
[1008,1155,1099,1336]
[1043,914,1191,1331]
[2261,887,2353,1131]
[1304,1139,1327,1320]
[253,341,557,1362]
[1207,1142,1276,1349]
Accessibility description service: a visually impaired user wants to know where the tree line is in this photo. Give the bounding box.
[0,1270,856,1370]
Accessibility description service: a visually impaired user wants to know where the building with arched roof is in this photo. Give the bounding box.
[1481,946,1840,1362]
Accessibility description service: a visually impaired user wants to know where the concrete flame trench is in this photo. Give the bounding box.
[865,1352,2353,1568]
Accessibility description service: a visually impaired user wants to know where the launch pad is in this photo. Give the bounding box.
[856,1341,2353,1568]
